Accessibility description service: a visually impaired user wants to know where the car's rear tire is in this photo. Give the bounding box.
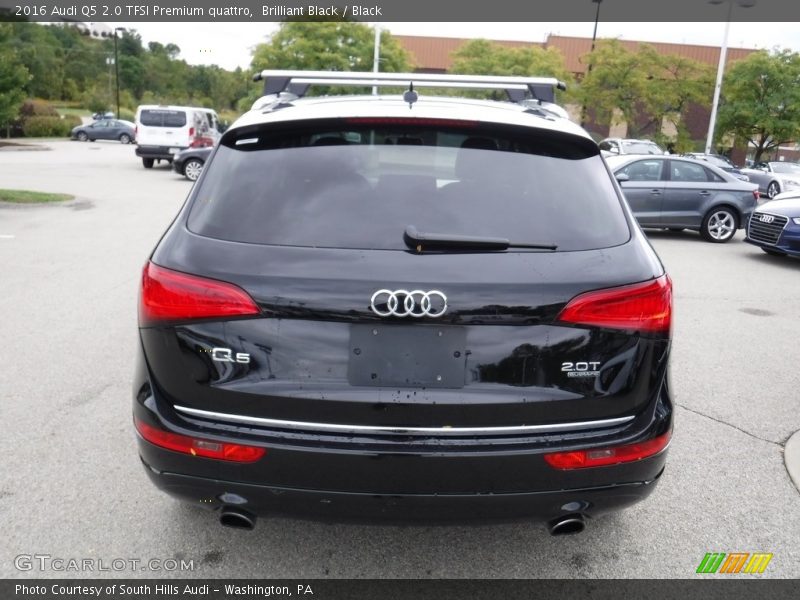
[767,181,780,199]
[183,158,204,181]
[142,158,155,169]
[119,133,131,144]
[701,206,737,243]
[761,248,786,257]
[76,131,88,142]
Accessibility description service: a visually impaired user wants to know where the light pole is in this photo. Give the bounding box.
[704,0,756,154]
[372,24,381,96]
[113,27,125,118]
[580,0,603,127]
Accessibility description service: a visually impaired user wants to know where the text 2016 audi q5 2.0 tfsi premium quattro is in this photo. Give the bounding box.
[133,71,673,535]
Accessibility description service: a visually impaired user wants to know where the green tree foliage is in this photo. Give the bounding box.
[450,39,575,101]
[0,25,30,136]
[246,21,410,107]
[579,40,713,141]
[1,22,251,128]
[716,49,800,162]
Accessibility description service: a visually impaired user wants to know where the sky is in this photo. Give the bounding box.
[108,21,800,71]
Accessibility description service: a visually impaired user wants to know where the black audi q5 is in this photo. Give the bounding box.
[133,71,673,534]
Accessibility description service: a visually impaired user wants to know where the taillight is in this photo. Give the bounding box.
[543,430,671,469]
[139,262,260,325]
[557,275,672,334]
[134,418,265,463]
[189,126,195,138]
[753,190,760,201]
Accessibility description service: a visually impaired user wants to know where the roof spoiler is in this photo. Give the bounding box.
[251,70,567,104]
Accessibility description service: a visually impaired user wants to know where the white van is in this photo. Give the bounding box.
[134,105,221,169]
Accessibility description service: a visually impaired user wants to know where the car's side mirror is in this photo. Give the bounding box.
[615,173,630,183]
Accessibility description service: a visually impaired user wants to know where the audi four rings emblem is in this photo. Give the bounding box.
[760,214,774,223]
[370,289,448,318]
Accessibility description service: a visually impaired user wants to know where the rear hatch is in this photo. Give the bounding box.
[137,108,190,148]
[141,116,669,433]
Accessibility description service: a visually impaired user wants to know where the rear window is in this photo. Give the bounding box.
[139,109,187,128]
[187,119,630,251]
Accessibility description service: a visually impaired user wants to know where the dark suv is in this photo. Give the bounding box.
[134,71,673,535]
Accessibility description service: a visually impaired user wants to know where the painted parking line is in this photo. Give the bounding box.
[0,234,16,239]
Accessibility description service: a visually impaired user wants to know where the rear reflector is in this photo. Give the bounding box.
[543,430,671,469]
[139,262,260,325]
[557,275,672,334]
[134,417,265,463]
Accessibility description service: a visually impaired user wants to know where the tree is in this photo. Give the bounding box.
[0,26,30,137]
[578,40,712,144]
[716,49,800,162]
[247,21,409,105]
[450,39,575,101]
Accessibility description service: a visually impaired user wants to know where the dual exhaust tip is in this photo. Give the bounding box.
[548,514,586,536]
[219,506,586,535]
[219,507,257,530]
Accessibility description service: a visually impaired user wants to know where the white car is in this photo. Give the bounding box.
[740,161,800,199]
[134,105,222,169]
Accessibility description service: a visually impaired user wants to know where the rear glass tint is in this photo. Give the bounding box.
[139,109,187,128]
[188,119,630,251]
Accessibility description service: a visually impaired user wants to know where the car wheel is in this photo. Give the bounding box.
[701,207,737,243]
[183,158,204,181]
[761,248,785,257]
[119,133,131,144]
[76,131,88,142]
[142,158,155,169]
[767,181,780,199]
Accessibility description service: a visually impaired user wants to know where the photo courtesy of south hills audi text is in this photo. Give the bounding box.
[14,584,315,597]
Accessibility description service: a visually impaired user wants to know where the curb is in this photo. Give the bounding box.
[785,429,800,494]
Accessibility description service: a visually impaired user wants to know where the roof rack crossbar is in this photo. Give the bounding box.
[253,70,566,104]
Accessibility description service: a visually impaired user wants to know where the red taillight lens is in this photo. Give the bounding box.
[189,126,195,138]
[753,190,760,201]
[543,430,671,469]
[139,262,260,325]
[135,418,265,463]
[557,275,672,334]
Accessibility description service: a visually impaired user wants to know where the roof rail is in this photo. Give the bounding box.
[252,70,567,104]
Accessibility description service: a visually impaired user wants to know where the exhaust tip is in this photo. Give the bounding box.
[548,514,585,536]
[219,507,256,530]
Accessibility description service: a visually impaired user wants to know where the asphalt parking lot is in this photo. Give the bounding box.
[1,140,799,579]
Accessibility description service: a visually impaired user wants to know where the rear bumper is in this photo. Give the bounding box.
[133,383,671,523]
[136,145,185,160]
[140,458,664,522]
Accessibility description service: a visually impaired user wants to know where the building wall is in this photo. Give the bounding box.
[395,34,758,149]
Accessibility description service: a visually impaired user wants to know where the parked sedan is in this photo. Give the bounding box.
[71,119,135,144]
[745,190,800,257]
[606,154,759,243]
[682,153,750,181]
[599,138,665,157]
[740,161,800,199]
[172,146,213,181]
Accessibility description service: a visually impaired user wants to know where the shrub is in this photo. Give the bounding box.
[19,99,59,118]
[22,116,75,138]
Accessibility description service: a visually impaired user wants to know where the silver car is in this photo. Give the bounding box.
[606,154,760,243]
[740,161,800,199]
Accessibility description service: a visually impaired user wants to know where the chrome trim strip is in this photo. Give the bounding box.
[173,405,634,436]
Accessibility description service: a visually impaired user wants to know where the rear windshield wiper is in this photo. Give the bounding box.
[403,225,558,252]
